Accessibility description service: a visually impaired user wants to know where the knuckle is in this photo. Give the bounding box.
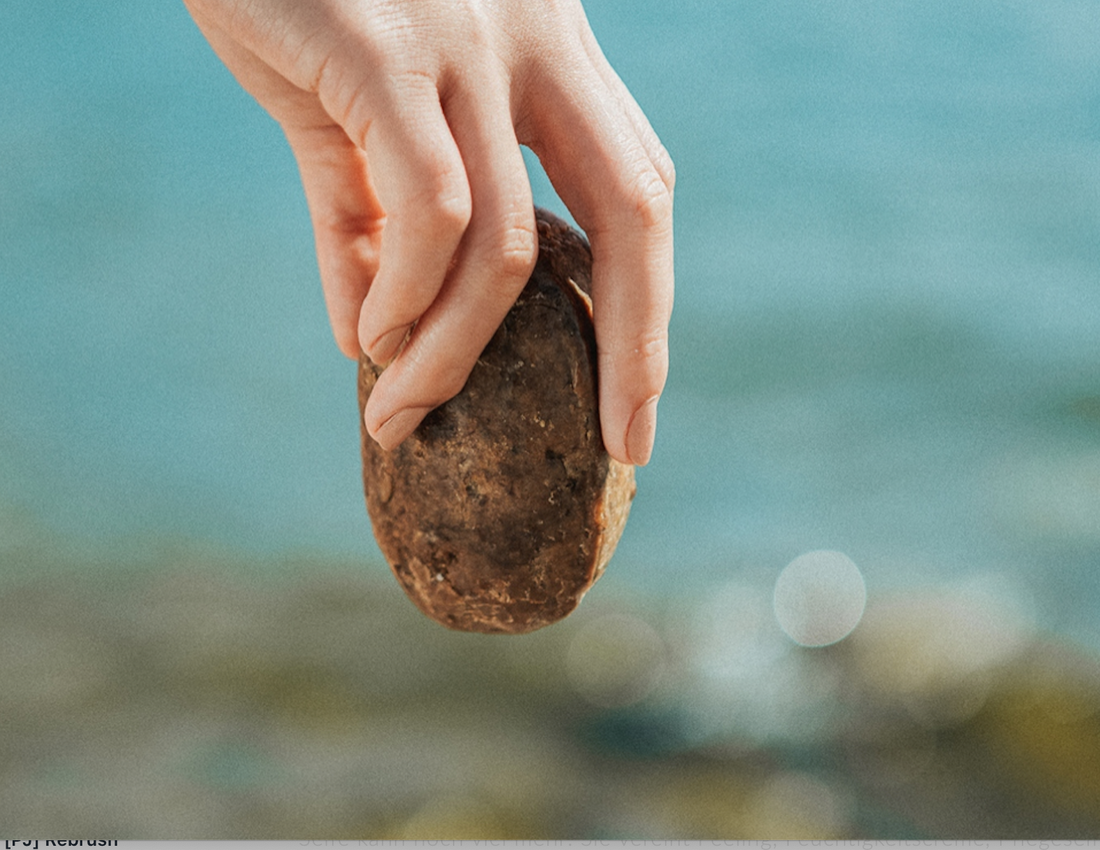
[656,145,677,194]
[411,175,472,235]
[489,220,538,283]
[637,328,670,360]
[390,149,471,237]
[603,327,669,391]
[434,365,471,403]
[392,340,471,406]
[626,169,674,230]
[319,207,386,239]
[632,328,670,376]
[590,164,673,238]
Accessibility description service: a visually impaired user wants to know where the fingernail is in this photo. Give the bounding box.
[371,405,431,451]
[624,396,659,466]
[368,323,412,365]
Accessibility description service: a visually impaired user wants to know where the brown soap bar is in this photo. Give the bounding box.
[358,208,636,634]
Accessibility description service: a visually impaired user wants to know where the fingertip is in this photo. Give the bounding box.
[603,435,632,468]
[334,324,363,360]
[363,321,413,366]
[366,405,432,451]
[597,334,669,467]
[623,395,659,467]
[316,242,376,361]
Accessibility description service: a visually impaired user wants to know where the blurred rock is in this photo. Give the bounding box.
[1,558,1098,837]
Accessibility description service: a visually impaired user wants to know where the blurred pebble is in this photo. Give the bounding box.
[743,772,852,838]
[565,612,666,708]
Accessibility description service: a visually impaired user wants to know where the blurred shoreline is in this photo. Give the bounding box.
[3,535,1098,838]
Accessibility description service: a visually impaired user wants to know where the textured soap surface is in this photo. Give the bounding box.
[358,208,635,634]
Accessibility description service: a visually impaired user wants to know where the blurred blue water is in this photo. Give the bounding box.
[2,1,1099,642]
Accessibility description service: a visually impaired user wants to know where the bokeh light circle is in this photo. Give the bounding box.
[773,550,867,647]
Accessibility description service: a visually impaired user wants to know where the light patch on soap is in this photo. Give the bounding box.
[773,550,866,647]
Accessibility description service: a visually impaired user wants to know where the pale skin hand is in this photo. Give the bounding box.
[183,0,675,465]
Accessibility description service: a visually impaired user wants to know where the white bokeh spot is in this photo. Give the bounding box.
[773,550,867,647]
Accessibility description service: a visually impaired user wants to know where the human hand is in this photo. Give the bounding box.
[184,0,674,465]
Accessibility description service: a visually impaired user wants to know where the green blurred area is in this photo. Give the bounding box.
[2,540,1098,838]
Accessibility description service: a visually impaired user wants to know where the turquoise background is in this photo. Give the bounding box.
[2,0,1100,640]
